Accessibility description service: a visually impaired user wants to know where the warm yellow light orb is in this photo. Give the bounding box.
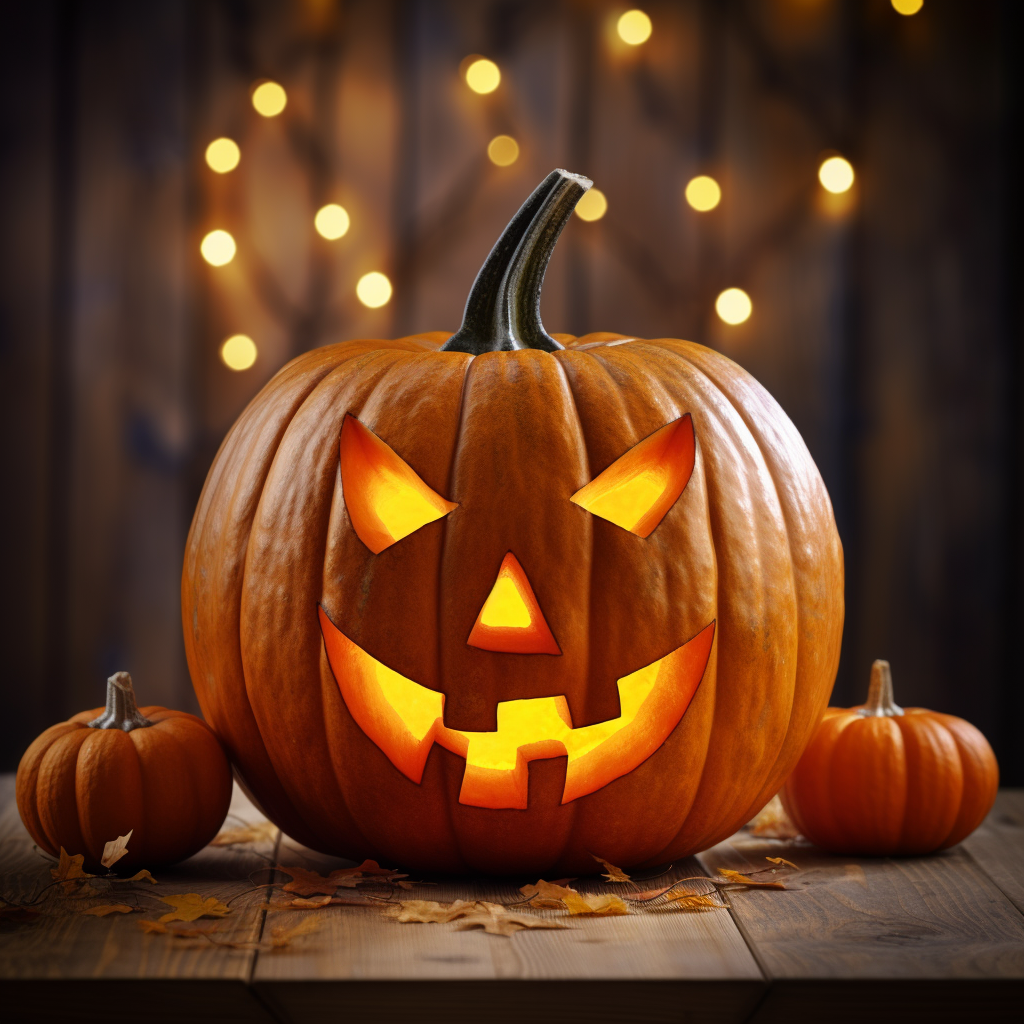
[575,188,608,222]
[205,137,240,174]
[315,204,351,240]
[487,135,520,167]
[356,271,392,308]
[818,156,855,194]
[465,58,500,95]
[200,229,236,266]
[252,81,287,117]
[617,10,653,46]
[685,175,721,212]
[891,0,923,14]
[716,288,752,325]
[220,334,257,371]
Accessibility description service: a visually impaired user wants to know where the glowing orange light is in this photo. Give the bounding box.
[572,415,696,536]
[467,553,560,655]
[319,605,715,809]
[340,415,457,553]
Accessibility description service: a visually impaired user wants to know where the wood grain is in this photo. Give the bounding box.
[962,790,1024,914]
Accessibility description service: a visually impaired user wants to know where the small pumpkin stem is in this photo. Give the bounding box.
[441,168,592,355]
[857,659,904,718]
[87,672,153,732]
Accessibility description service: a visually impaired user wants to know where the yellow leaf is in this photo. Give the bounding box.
[125,869,158,884]
[157,894,232,923]
[210,821,279,846]
[715,868,788,890]
[51,848,95,892]
[83,904,134,917]
[519,879,578,909]
[562,892,630,917]
[391,899,477,924]
[663,892,726,911]
[100,830,133,869]
[591,855,631,883]
[266,915,321,947]
[455,902,567,937]
[139,919,168,934]
[284,896,332,909]
[766,856,799,870]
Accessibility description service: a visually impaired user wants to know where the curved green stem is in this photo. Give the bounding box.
[441,169,592,354]
[88,671,153,732]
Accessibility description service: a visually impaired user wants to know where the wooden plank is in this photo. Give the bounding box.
[0,777,278,1021]
[962,789,1024,914]
[252,836,764,1023]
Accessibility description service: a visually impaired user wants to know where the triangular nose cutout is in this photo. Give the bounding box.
[467,553,561,655]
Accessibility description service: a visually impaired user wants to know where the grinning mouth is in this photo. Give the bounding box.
[318,607,715,810]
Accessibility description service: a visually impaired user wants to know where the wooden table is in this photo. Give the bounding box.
[1,775,1021,1023]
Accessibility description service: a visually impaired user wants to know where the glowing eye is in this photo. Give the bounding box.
[571,415,695,537]
[340,415,457,553]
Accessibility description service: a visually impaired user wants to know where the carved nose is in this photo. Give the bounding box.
[467,552,561,655]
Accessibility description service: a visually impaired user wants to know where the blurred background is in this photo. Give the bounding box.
[1,0,1021,782]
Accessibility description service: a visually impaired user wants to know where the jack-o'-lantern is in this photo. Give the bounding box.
[183,170,844,875]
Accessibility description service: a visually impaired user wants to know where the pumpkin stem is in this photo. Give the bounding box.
[858,659,904,718]
[441,168,592,355]
[87,671,153,732]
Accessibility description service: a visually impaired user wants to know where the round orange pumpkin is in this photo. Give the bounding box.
[183,170,844,875]
[780,660,999,855]
[16,671,232,871]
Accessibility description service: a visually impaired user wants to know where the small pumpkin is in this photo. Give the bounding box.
[780,660,999,855]
[16,671,232,871]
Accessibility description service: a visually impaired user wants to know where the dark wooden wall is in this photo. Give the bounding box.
[1,0,1021,783]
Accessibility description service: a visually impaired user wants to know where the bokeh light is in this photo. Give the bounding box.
[205,138,240,174]
[685,175,721,212]
[575,188,608,222]
[487,135,520,167]
[200,229,236,266]
[220,334,257,371]
[617,10,653,46]
[356,271,392,308]
[716,288,752,325]
[819,156,855,194]
[465,58,500,95]
[315,204,351,240]
[252,81,287,117]
[891,0,924,14]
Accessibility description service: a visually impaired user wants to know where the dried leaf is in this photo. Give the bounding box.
[663,892,726,911]
[266,915,321,947]
[455,902,566,937]
[390,899,477,924]
[765,856,799,870]
[83,904,135,917]
[715,868,788,890]
[50,848,95,892]
[210,821,279,846]
[125,869,158,884]
[100,830,133,869]
[628,885,678,902]
[139,919,168,934]
[747,795,800,839]
[284,896,332,909]
[158,894,232,923]
[519,879,578,909]
[562,892,630,917]
[591,855,631,883]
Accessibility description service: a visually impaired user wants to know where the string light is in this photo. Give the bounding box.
[315,204,351,240]
[201,230,236,266]
[220,334,257,371]
[464,58,500,95]
[617,10,653,46]
[819,156,855,194]
[205,138,240,174]
[891,0,924,14]
[357,272,392,308]
[575,189,608,222]
[716,288,752,325]
[685,175,721,212]
[487,135,520,166]
[252,81,287,117]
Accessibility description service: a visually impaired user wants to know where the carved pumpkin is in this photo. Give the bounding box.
[16,672,232,871]
[780,660,999,855]
[183,169,844,875]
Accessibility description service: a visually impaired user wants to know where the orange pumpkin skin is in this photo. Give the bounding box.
[16,674,232,871]
[780,661,998,855]
[182,331,844,875]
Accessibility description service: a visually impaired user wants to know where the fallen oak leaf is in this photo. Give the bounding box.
[50,848,95,892]
[714,868,788,890]
[158,894,232,923]
[562,892,630,917]
[210,821,279,846]
[82,904,135,917]
[281,896,332,909]
[662,892,727,911]
[124,869,157,884]
[591,855,631,883]
[454,902,567,937]
[390,899,480,924]
[766,856,799,870]
[266,915,321,947]
[519,880,579,909]
[100,830,133,869]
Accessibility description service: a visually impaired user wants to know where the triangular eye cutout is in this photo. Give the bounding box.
[571,415,695,537]
[340,415,457,554]
[468,553,561,655]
